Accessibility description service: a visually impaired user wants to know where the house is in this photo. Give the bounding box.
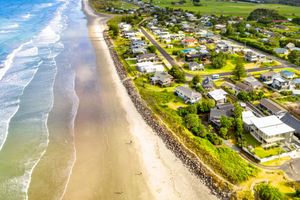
[260,71,280,81]
[292,79,300,85]
[221,82,235,90]
[202,77,214,91]
[244,52,266,62]
[136,62,164,73]
[244,76,263,90]
[208,89,228,104]
[271,77,290,90]
[242,49,252,54]
[235,82,253,93]
[285,43,295,50]
[292,90,300,97]
[174,86,202,104]
[185,53,211,62]
[291,47,300,52]
[242,111,258,130]
[207,36,221,44]
[258,98,287,116]
[245,24,251,29]
[209,104,234,127]
[129,37,141,41]
[131,47,147,55]
[150,71,174,86]
[160,34,171,40]
[197,45,207,50]
[246,115,294,145]
[183,27,196,33]
[136,53,158,63]
[274,25,289,30]
[274,48,289,55]
[198,38,207,44]
[214,24,226,30]
[130,40,147,48]
[274,20,289,23]
[195,30,207,35]
[170,34,185,40]
[182,48,198,54]
[188,62,204,71]
[280,71,295,79]
[181,38,198,47]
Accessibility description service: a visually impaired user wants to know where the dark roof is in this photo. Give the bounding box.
[137,53,156,59]
[210,108,234,125]
[216,103,234,110]
[260,71,279,77]
[221,82,235,89]
[258,98,286,114]
[202,77,213,88]
[235,82,253,93]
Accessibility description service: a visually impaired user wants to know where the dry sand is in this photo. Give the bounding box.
[62,1,219,199]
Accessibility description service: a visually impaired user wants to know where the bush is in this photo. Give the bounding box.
[255,183,287,200]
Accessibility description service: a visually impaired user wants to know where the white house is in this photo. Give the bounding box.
[208,89,228,104]
[174,86,202,104]
[188,62,204,71]
[136,62,164,73]
[245,115,295,145]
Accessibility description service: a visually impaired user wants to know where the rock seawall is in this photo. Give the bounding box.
[103,30,233,200]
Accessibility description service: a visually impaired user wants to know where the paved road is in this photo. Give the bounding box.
[140,20,300,80]
[138,20,197,78]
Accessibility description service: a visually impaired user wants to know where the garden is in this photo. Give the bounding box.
[244,134,286,159]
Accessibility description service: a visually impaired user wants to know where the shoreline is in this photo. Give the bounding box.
[63,0,226,199]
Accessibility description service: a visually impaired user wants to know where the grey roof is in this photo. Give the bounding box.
[137,53,156,59]
[175,86,202,99]
[153,71,173,81]
[221,82,235,89]
[258,98,286,114]
[210,108,234,125]
[202,77,213,88]
[235,82,253,93]
[244,76,263,87]
[260,71,279,77]
[274,48,288,54]
[188,62,201,67]
[216,103,234,110]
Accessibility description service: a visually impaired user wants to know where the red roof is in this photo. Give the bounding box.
[184,39,197,42]
[275,20,289,23]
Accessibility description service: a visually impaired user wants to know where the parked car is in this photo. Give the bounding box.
[211,74,219,80]
[292,143,300,151]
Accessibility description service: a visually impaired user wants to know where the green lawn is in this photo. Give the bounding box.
[147,0,300,16]
[244,134,285,159]
[127,60,137,65]
[244,134,261,148]
[144,81,188,110]
[254,147,285,159]
[119,1,139,9]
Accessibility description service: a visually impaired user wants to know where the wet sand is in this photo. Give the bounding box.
[62,0,218,199]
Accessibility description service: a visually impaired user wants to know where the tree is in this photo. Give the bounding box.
[233,58,247,80]
[225,24,234,36]
[237,91,248,101]
[184,114,200,128]
[266,37,279,48]
[169,65,186,83]
[186,104,197,114]
[207,125,213,133]
[235,118,243,138]
[234,103,243,118]
[191,74,201,85]
[292,17,300,25]
[147,45,157,53]
[109,24,119,37]
[220,115,232,129]
[219,127,228,138]
[288,50,300,61]
[173,26,179,33]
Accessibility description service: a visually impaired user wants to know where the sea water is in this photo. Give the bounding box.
[0,0,89,199]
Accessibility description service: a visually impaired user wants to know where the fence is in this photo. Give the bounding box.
[242,147,296,163]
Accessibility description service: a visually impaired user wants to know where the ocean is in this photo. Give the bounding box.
[0,0,91,199]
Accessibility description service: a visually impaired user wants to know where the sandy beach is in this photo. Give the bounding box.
[62,0,219,199]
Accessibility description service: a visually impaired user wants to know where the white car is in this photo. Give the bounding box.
[292,143,300,151]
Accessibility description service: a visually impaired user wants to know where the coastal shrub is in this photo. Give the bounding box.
[255,183,287,200]
[134,77,260,184]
